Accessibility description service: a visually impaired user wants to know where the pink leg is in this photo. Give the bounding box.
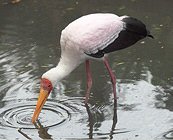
[103,57,116,100]
[104,58,118,134]
[85,60,93,104]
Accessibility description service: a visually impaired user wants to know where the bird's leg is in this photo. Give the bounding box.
[103,57,117,100]
[85,60,93,104]
[103,57,118,132]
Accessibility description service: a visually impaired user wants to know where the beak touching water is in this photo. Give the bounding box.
[32,78,52,123]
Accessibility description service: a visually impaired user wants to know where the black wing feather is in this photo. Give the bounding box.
[86,16,153,58]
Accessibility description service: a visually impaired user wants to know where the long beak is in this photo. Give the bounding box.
[32,88,49,123]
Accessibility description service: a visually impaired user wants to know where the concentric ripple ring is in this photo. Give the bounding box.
[0,100,70,129]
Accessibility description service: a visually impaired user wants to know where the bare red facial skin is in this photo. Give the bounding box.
[41,78,53,93]
[31,78,53,123]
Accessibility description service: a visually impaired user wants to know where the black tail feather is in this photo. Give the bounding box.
[85,16,153,58]
[122,16,149,37]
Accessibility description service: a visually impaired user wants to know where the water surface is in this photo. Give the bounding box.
[0,0,173,139]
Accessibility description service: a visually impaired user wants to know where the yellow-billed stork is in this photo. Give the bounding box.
[32,13,153,123]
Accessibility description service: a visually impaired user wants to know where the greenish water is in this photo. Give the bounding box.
[0,0,173,139]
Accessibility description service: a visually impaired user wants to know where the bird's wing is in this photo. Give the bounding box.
[61,14,152,58]
[61,14,124,57]
[80,18,124,55]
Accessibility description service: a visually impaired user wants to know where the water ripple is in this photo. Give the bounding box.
[0,100,71,129]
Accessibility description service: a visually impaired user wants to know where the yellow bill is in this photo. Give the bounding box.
[32,87,49,123]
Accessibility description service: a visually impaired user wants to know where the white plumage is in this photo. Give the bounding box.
[61,13,125,55]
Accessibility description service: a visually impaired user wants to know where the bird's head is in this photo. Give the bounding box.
[31,62,76,123]
[32,78,53,123]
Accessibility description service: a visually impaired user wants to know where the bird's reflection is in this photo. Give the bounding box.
[85,99,117,139]
[18,120,52,139]
[109,99,117,139]
[33,120,52,140]
[85,103,94,139]
[18,102,117,139]
[18,128,32,140]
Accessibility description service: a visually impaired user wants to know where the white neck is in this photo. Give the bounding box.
[42,56,82,87]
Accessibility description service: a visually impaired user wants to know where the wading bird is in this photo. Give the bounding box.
[32,13,153,123]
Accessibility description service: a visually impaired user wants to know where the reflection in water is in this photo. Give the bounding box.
[34,120,52,140]
[85,103,93,139]
[18,120,52,140]
[85,100,118,139]
[109,99,117,139]
[18,128,32,140]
